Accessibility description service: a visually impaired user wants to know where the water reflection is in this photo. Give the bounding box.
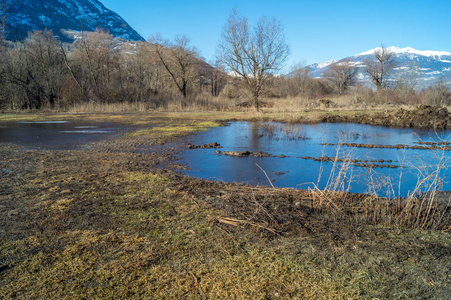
[179,122,451,197]
[0,121,126,149]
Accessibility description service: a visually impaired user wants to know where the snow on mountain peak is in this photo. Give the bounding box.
[317,59,337,69]
[307,59,337,71]
[356,46,451,57]
[300,46,451,90]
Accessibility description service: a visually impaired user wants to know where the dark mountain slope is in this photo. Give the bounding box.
[4,0,144,41]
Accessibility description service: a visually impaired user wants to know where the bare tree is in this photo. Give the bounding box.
[0,0,7,50]
[290,62,312,95]
[365,45,396,91]
[323,59,357,94]
[0,1,7,108]
[395,61,419,95]
[150,34,200,99]
[4,30,65,109]
[217,9,290,111]
[207,60,227,97]
[424,80,450,106]
[25,30,65,108]
[121,42,162,102]
[72,29,120,102]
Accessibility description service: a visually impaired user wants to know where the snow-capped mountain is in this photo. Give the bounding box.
[304,46,451,90]
[3,0,145,42]
[305,59,337,72]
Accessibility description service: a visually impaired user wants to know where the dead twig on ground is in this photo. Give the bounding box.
[256,163,275,188]
[216,216,279,234]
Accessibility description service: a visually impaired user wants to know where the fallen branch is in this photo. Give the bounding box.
[256,163,275,188]
[216,216,278,234]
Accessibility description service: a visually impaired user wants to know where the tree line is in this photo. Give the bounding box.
[0,28,232,110]
[0,8,449,111]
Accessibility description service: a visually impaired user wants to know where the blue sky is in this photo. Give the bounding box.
[101,0,451,72]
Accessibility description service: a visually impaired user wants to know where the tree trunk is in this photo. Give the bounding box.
[253,93,259,112]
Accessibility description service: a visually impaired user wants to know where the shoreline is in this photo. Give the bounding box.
[1,110,450,298]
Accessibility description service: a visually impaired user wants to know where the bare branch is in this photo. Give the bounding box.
[217,9,290,111]
[323,59,357,94]
[365,45,397,91]
[149,34,200,99]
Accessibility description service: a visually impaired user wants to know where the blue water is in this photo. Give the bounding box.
[179,122,451,197]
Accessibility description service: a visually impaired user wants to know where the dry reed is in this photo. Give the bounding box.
[307,130,450,230]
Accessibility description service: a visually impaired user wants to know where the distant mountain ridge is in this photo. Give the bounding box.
[355,46,451,58]
[3,0,145,42]
[306,59,337,72]
[303,46,451,90]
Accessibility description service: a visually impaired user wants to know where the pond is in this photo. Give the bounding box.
[0,121,128,149]
[178,122,451,198]
[2,119,451,198]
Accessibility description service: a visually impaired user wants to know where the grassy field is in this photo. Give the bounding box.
[1,111,450,299]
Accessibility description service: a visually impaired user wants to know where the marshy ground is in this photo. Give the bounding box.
[0,111,450,299]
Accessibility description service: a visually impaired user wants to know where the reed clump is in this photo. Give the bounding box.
[308,139,451,231]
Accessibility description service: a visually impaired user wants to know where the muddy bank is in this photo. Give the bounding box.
[187,142,222,149]
[300,156,399,169]
[220,150,287,158]
[321,142,451,151]
[1,114,450,299]
[323,105,451,129]
[186,144,287,158]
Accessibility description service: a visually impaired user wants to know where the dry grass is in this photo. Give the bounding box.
[66,95,245,113]
[1,112,450,299]
[307,136,451,232]
[0,144,357,299]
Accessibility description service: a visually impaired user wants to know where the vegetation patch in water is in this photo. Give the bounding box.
[129,121,221,138]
